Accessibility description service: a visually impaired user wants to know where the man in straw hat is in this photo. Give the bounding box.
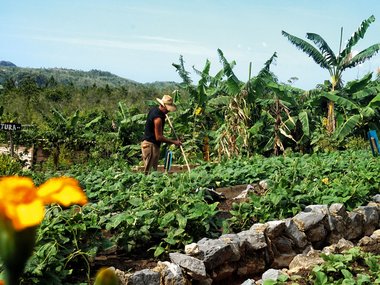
[141,94,182,174]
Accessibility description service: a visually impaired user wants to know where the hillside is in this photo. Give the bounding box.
[0,62,180,90]
[0,61,187,125]
[0,61,17,67]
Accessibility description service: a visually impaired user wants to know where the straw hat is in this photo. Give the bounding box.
[156,95,177,112]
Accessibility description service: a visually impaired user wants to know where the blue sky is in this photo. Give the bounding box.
[1,0,380,90]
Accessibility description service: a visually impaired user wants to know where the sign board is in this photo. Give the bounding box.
[0,123,22,131]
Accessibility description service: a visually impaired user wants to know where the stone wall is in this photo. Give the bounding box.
[112,195,380,285]
[0,144,33,169]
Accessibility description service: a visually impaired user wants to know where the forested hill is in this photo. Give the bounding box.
[0,61,184,123]
[0,61,179,90]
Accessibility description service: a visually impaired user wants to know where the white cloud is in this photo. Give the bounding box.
[137,35,194,44]
[19,34,215,56]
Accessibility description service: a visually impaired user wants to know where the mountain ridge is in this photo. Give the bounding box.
[0,61,179,89]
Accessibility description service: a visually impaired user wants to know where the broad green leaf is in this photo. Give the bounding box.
[333,114,361,141]
[322,92,359,110]
[357,274,371,285]
[298,110,310,136]
[128,197,143,207]
[341,269,353,279]
[160,212,176,227]
[135,209,153,217]
[176,213,187,228]
[282,30,330,69]
[361,106,375,118]
[154,246,165,257]
[106,212,132,230]
[314,271,328,285]
[84,115,102,129]
[368,93,380,108]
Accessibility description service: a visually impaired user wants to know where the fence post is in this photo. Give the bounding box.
[368,130,380,156]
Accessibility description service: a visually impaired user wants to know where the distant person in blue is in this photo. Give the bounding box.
[141,95,181,174]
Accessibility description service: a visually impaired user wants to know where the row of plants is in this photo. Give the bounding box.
[1,148,378,284]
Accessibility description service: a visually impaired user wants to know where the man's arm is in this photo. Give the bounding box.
[154,117,181,146]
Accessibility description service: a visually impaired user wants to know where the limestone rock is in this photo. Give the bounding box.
[293,211,325,231]
[288,250,324,275]
[284,219,308,249]
[185,243,200,256]
[128,269,160,285]
[154,261,189,285]
[169,252,207,280]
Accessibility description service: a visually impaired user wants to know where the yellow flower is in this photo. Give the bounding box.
[0,176,87,231]
[321,177,329,185]
[194,107,202,116]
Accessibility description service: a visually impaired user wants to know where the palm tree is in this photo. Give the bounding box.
[282,15,380,133]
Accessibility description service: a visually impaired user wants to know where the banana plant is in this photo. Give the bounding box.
[173,51,245,160]
[282,15,380,133]
[116,102,146,161]
[323,74,380,142]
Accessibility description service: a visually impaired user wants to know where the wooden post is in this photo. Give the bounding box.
[9,130,14,157]
[165,114,191,173]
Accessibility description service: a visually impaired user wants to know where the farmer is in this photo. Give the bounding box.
[141,94,182,174]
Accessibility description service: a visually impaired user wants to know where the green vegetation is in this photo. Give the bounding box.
[0,149,374,283]
[0,15,379,284]
[282,15,380,133]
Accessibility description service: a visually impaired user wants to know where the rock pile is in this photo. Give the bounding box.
[113,194,380,285]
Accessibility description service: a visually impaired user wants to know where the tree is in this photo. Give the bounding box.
[282,15,380,133]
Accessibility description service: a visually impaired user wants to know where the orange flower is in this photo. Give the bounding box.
[0,176,87,231]
[0,280,4,285]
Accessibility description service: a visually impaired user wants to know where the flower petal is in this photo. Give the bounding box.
[38,177,87,206]
[0,176,36,203]
[11,200,44,231]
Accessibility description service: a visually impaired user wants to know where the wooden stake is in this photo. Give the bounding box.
[165,114,191,173]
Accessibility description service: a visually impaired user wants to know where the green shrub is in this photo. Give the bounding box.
[0,154,23,175]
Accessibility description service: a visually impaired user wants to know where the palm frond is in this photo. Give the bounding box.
[282,31,330,69]
[352,88,377,100]
[344,73,373,93]
[172,55,193,87]
[322,92,359,110]
[339,15,376,62]
[361,106,375,118]
[368,94,380,108]
[342,43,380,69]
[194,60,212,105]
[306,33,337,65]
[256,52,278,82]
[207,96,230,107]
[217,48,241,94]
[192,59,211,80]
